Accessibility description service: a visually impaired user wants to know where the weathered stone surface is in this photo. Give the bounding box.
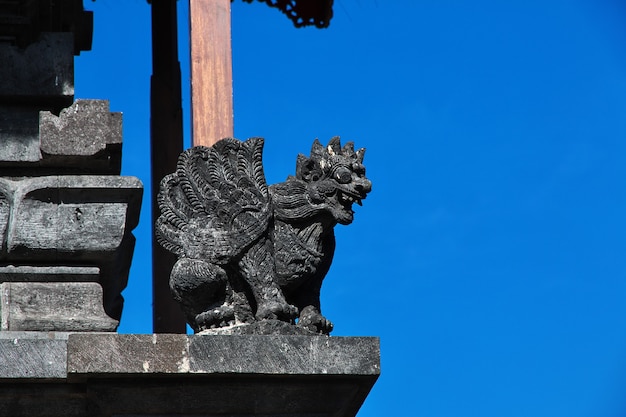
[0,265,100,282]
[188,334,381,375]
[39,100,122,173]
[0,33,74,105]
[40,100,121,154]
[67,334,188,374]
[0,101,122,174]
[0,332,68,379]
[0,176,141,260]
[157,137,371,334]
[67,333,380,376]
[0,282,118,331]
[12,193,127,254]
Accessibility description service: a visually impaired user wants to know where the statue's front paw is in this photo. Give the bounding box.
[297,305,333,335]
[195,305,235,331]
[256,301,298,322]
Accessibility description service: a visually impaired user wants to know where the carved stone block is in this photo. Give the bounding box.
[39,100,122,172]
[0,282,118,331]
[0,175,142,322]
[0,100,122,173]
[0,176,141,259]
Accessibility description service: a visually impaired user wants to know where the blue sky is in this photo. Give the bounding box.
[76,1,626,416]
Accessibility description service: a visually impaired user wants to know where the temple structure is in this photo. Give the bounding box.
[0,2,379,416]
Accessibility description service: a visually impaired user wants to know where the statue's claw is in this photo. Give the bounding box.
[297,305,334,335]
[256,301,298,322]
[195,305,235,331]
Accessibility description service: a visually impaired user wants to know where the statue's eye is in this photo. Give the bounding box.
[334,167,352,184]
[352,163,365,176]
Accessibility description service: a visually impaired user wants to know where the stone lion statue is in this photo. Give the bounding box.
[156,137,371,334]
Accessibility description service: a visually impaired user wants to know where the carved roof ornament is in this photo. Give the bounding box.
[156,137,370,334]
[237,0,334,28]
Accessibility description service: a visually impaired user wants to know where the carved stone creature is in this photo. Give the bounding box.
[156,137,371,334]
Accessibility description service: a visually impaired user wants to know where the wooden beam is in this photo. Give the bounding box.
[189,0,234,147]
[150,0,187,333]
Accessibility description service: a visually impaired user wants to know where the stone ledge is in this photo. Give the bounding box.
[0,338,66,379]
[67,333,380,377]
[0,333,380,416]
[0,332,69,379]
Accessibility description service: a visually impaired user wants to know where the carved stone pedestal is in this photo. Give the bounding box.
[0,333,380,417]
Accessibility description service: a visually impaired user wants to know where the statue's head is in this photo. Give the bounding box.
[295,137,371,225]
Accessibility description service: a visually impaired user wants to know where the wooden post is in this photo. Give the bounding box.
[149,0,234,333]
[189,0,234,146]
[150,0,187,333]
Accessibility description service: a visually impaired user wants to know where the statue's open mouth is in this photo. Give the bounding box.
[338,191,363,207]
[336,183,367,208]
